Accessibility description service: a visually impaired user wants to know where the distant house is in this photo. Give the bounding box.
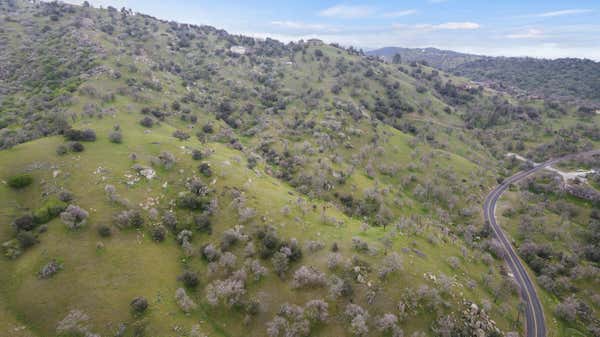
[229,46,246,55]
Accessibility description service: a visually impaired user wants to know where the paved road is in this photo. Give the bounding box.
[483,150,600,337]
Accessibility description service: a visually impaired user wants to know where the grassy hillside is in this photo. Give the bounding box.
[0,1,598,337]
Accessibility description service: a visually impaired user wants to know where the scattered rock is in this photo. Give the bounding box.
[140,168,156,180]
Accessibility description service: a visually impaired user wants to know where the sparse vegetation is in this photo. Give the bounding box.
[0,1,596,337]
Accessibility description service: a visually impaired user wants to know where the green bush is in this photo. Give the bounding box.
[97,224,112,237]
[33,198,68,224]
[16,231,37,249]
[56,144,68,155]
[7,174,33,189]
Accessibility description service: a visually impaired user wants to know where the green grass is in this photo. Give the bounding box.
[0,103,520,336]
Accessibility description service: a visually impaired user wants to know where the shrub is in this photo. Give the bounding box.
[179,270,199,288]
[177,193,210,211]
[282,239,302,262]
[7,174,33,189]
[351,237,369,252]
[130,296,148,314]
[109,130,122,143]
[64,128,96,141]
[97,224,112,237]
[304,300,329,324]
[378,252,403,280]
[328,276,353,299]
[305,240,325,253]
[221,228,244,250]
[188,179,208,196]
[150,225,166,242]
[56,144,68,155]
[16,231,37,249]
[266,300,328,337]
[246,298,260,316]
[256,226,282,259]
[447,256,460,269]
[60,205,89,230]
[39,260,62,279]
[247,153,259,169]
[271,251,290,278]
[175,288,197,313]
[161,211,178,232]
[245,259,267,281]
[69,142,84,152]
[114,209,144,229]
[218,252,238,271]
[198,163,212,177]
[177,230,193,245]
[202,123,214,134]
[554,296,578,322]
[327,253,344,270]
[81,129,96,141]
[140,116,154,128]
[157,151,176,169]
[205,276,246,308]
[375,313,402,337]
[345,304,370,337]
[173,130,190,141]
[331,83,342,95]
[194,213,212,234]
[292,266,326,289]
[14,214,35,231]
[33,198,67,224]
[58,190,73,202]
[201,244,220,262]
[191,149,203,160]
[56,310,93,337]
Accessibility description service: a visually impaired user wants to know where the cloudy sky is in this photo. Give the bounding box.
[63,0,600,60]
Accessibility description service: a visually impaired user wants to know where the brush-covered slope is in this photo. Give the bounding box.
[0,1,598,337]
[368,46,600,103]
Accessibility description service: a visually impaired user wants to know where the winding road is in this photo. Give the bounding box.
[483,150,600,337]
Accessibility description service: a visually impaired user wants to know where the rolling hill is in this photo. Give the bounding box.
[368,47,600,103]
[0,1,598,337]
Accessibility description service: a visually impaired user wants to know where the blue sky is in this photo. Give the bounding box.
[63,0,600,59]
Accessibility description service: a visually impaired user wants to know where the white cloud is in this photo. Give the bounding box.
[271,21,336,32]
[318,5,375,19]
[433,22,480,30]
[537,9,593,17]
[506,28,544,39]
[382,9,418,18]
[395,22,481,31]
[462,43,600,60]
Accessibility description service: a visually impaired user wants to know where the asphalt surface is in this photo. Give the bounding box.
[483,150,600,337]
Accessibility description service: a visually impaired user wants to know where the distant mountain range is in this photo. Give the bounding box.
[367,47,600,103]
